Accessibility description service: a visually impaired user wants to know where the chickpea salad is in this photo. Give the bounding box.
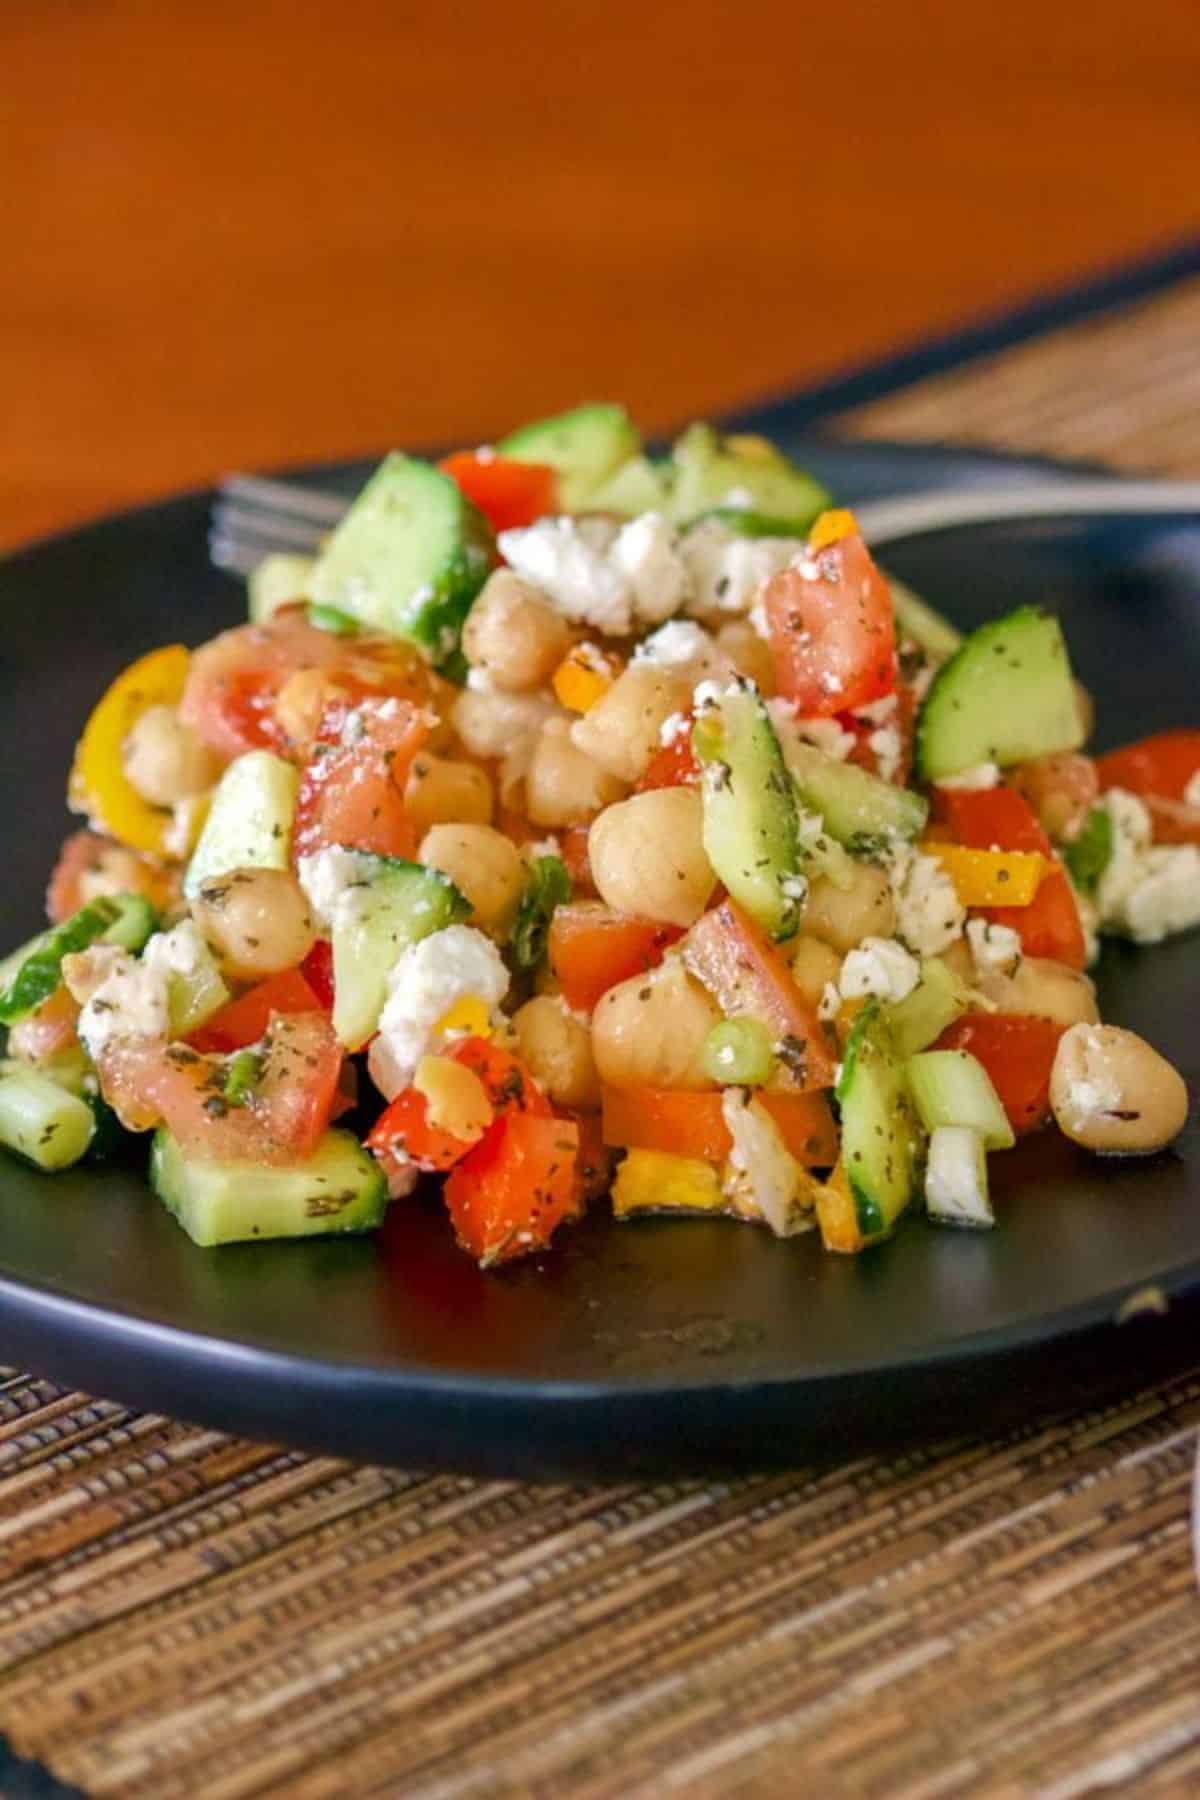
[2,405,1197,1263]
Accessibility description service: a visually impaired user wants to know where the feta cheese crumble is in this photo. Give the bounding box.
[682,521,802,619]
[766,699,854,763]
[634,620,713,667]
[888,846,966,956]
[936,762,1001,791]
[297,847,370,929]
[1094,788,1200,944]
[838,936,921,1004]
[867,725,902,783]
[966,918,1023,975]
[76,948,169,1059]
[366,925,509,1100]
[658,710,691,747]
[721,1088,812,1237]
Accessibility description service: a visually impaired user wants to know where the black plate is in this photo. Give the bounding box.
[2,441,1199,1478]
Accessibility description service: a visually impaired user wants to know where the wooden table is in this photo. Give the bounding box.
[4,0,1199,550]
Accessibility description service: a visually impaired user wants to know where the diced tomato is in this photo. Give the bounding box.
[98,1011,341,1162]
[1095,730,1200,803]
[292,695,429,861]
[934,1012,1065,1136]
[179,609,434,764]
[548,903,684,1013]
[558,825,596,893]
[601,1084,838,1165]
[439,451,558,533]
[300,938,335,1010]
[636,721,700,791]
[444,1114,580,1266]
[366,1086,481,1174]
[763,530,896,717]
[8,986,80,1066]
[682,902,836,1091]
[570,1110,614,1206]
[189,967,326,1054]
[1140,795,1200,847]
[933,785,1087,969]
[445,1036,552,1117]
[45,829,177,925]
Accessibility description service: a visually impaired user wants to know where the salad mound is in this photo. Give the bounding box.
[2,405,1197,1264]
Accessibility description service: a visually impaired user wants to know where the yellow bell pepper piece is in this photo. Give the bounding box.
[808,508,858,552]
[612,1148,724,1219]
[552,644,620,715]
[69,644,191,855]
[434,994,493,1041]
[927,844,1048,908]
[815,1161,865,1255]
[725,433,778,464]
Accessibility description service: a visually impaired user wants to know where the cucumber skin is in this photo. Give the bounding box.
[0,893,156,1026]
[151,1127,387,1247]
[836,1002,922,1240]
[694,686,803,942]
[915,606,1083,783]
[309,454,493,662]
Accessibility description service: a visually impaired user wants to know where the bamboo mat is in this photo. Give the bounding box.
[4,272,1200,1799]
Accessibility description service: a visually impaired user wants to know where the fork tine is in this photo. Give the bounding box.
[219,473,348,526]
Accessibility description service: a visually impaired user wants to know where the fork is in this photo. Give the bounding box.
[210,469,1200,577]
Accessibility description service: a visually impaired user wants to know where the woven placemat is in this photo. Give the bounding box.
[4,269,1200,1799]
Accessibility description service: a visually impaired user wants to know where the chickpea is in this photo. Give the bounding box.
[789,934,842,1011]
[525,718,627,827]
[72,836,180,916]
[714,620,776,695]
[451,686,556,761]
[570,666,694,785]
[978,955,1099,1030]
[1010,753,1098,843]
[122,705,220,808]
[801,862,896,955]
[592,956,721,1089]
[588,788,716,929]
[191,867,315,980]
[512,995,601,1111]
[1050,1023,1188,1155]
[461,570,571,692]
[418,824,525,935]
[403,753,493,832]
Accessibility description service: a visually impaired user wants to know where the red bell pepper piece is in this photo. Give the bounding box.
[439,451,558,534]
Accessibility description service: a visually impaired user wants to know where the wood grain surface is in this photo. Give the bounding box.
[4,0,1199,550]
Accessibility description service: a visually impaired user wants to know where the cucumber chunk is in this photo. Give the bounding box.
[308,453,493,661]
[685,505,814,540]
[184,751,299,898]
[836,1001,922,1240]
[887,576,962,661]
[885,957,969,1060]
[497,404,641,509]
[0,1062,96,1170]
[783,741,928,851]
[693,682,804,941]
[925,1125,994,1229]
[329,853,470,1049]
[915,606,1083,783]
[248,552,315,622]
[906,1048,1014,1150]
[0,893,156,1026]
[668,424,830,531]
[151,1126,387,1246]
[585,455,672,516]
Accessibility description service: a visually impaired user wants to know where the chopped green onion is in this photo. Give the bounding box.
[702,1017,775,1087]
[0,1063,96,1170]
[223,1049,264,1108]
[1064,805,1113,895]
[510,856,572,970]
[306,602,360,637]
